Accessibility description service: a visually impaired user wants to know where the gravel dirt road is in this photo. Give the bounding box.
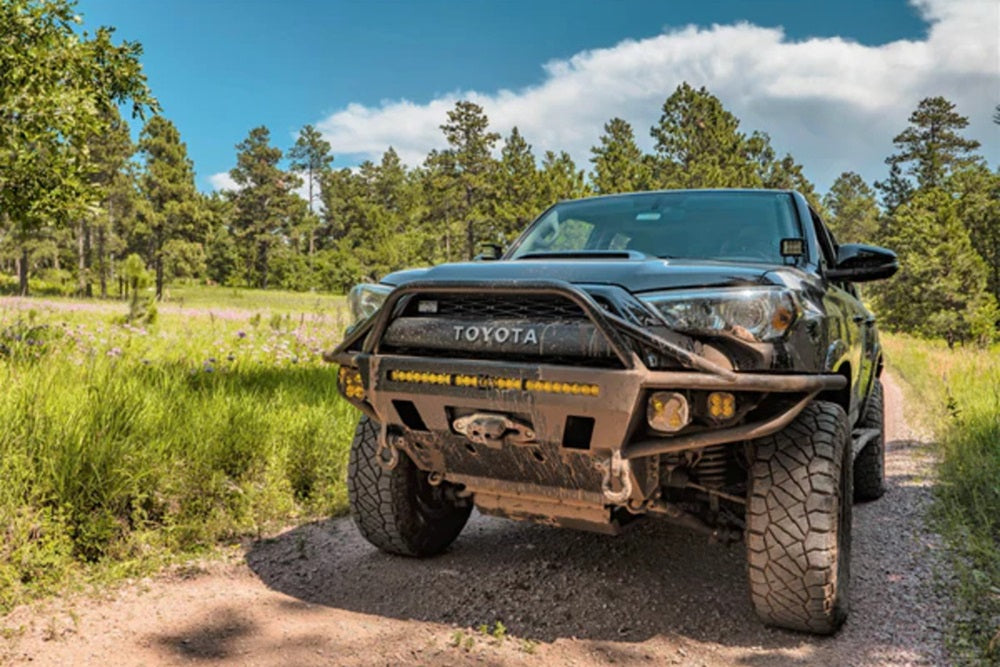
[1,374,951,666]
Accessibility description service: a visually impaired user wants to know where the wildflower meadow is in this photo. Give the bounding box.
[0,289,357,611]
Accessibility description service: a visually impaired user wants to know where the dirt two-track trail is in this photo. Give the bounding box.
[2,375,951,666]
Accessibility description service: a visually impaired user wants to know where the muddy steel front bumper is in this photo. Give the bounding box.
[329,280,846,531]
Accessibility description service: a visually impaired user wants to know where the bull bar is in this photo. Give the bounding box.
[328,280,846,461]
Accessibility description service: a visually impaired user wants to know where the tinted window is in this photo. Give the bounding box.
[511,192,800,264]
[809,209,837,268]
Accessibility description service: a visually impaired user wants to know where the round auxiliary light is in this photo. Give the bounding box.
[647,391,690,433]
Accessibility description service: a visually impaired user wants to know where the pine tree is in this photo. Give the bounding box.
[748,132,823,212]
[650,83,760,189]
[137,116,202,299]
[874,162,915,213]
[318,167,364,246]
[228,126,303,288]
[539,151,590,203]
[823,172,880,243]
[349,149,412,280]
[590,118,650,194]
[883,96,981,191]
[438,101,500,259]
[949,165,1000,307]
[288,125,333,263]
[85,109,136,298]
[421,149,464,262]
[202,192,238,286]
[873,189,997,346]
[495,127,541,240]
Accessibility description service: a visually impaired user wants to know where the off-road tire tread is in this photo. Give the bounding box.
[347,416,471,557]
[853,379,886,501]
[746,400,852,634]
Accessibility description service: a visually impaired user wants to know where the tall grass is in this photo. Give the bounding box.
[161,283,346,315]
[883,335,1000,662]
[0,298,357,611]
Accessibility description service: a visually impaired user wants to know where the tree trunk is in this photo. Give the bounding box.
[258,241,268,289]
[154,228,164,300]
[97,225,107,299]
[18,246,28,296]
[155,256,164,301]
[308,171,315,268]
[78,220,86,296]
[465,184,476,260]
[81,221,93,298]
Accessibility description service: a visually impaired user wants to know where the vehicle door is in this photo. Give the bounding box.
[810,209,869,425]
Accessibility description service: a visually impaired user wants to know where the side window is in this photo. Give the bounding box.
[810,209,857,292]
[809,209,837,270]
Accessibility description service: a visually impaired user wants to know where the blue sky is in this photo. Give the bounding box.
[77,0,996,194]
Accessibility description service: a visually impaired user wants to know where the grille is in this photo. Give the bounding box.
[381,346,623,368]
[403,294,587,320]
[387,292,626,368]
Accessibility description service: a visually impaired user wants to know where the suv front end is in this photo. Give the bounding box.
[326,189,897,635]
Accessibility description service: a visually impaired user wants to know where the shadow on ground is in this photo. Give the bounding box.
[236,438,934,663]
[156,608,255,660]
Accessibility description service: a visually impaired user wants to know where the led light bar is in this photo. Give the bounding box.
[387,370,599,396]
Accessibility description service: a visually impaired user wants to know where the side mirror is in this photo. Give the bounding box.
[826,243,898,282]
[473,243,503,261]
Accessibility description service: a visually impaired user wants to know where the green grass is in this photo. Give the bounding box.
[0,274,346,316]
[883,334,1000,662]
[0,291,357,612]
[160,283,346,314]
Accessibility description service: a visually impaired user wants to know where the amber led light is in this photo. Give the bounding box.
[647,391,690,432]
[388,370,599,396]
[708,391,736,419]
[338,367,365,400]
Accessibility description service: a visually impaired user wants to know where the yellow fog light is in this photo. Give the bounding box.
[707,391,736,419]
[647,391,689,433]
[339,367,364,400]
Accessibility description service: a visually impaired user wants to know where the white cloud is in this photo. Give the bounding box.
[208,171,239,192]
[313,0,999,192]
[209,169,315,204]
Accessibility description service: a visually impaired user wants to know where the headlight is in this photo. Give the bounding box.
[348,283,392,323]
[639,287,800,342]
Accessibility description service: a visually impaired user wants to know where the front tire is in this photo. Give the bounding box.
[746,400,853,634]
[347,416,471,557]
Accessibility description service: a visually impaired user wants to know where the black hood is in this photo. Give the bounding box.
[381,258,802,293]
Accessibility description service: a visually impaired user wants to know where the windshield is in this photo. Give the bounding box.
[509,191,801,264]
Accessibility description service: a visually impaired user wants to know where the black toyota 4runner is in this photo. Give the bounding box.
[329,189,898,634]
